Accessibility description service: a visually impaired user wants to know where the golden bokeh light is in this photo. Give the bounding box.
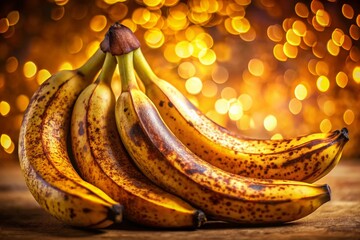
[295,2,309,18]
[342,4,354,20]
[231,16,250,34]
[0,101,11,116]
[294,83,308,100]
[51,6,65,21]
[54,0,69,6]
[228,100,243,121]
[273,44,287,61]
[221,87,237,100]
[198,48,216,65]
[289,98,302,115]
[58,62,73,71]
[23,61,37,79]
[353,66,360,84]
[7,11,20,26]
[185,76,203,95]
[323,100,335,117]
[349,24,360,41]
[320,118,332,133]
[315,9,330,27]
[315,61,329,76]
[15,95,29,112]
[327,39,340,56]
[303,30,317,47]
[286,29,301,46]
[164,43,181,63]
[336,71,348,88]
[132,8,151,25]
[317,75,330,92]
[248,58,264,77]
[178,62,196,79]
[212,65,229,84]
[90,15,107,32]
[36,69,52,85]
[67,35,83,54]
[143,0,164,8]
[292,20,306,37]
[267,24,283,42]
[343,109,355,125]
[1,134,12,149]
[215,98,229,115]
[175,40,194,58]
[6,56,19,73]
[104,0,127,4]
[264,115,277,132]
[271,133,283,140]
[144,28,165,48]
[283,42,298,58]
[332,28,345,46]
[0,18,10,34]
[311,0,324,14]
[121,18,137,32]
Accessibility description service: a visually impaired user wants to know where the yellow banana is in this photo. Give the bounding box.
[133,48,349,182]
[115,50,331,224]
[18,48,123,228]
[70,51,206,228]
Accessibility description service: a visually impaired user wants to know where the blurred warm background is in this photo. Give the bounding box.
[0,0,359,161]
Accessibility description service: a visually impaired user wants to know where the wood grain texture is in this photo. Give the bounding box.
[0,158,359,239]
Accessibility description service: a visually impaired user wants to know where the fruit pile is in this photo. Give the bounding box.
[18,23,349,229]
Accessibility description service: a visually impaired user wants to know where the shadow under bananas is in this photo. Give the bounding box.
[0,205,107,238]
[109,219,297,232]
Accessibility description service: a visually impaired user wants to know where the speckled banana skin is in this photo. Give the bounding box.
[133,48,349,183]
[18,49,123,228]
[115,52,331,224]
[70,53,206,228]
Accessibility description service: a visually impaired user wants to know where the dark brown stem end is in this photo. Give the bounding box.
[101,22,140,55]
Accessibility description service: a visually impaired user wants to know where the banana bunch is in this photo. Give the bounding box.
[18,22,349,228]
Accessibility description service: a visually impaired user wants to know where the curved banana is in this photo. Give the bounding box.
[70,52,206,228]
[115,51,332,224]
[133,48,349,182]
[18,48,123,228]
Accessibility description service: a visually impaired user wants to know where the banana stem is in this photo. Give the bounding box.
[98,53,117,85]
[116,52,138,92]
[77,48,106,82]
[133,48,159,86]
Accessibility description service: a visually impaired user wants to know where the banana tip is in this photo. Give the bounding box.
[194,210,207,228]
[340,128,349,142]
[110,204,124,223]
[323,184,331,203]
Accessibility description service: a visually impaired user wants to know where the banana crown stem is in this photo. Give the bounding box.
[133,48,158,86]
[117,52,138,92]
[77,48,106,82]
[98,53,117,85]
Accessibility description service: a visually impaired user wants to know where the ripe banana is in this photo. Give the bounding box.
[115,50,331,224]
[133,48,349,183]
[18,48,123,228]
[70,52,206,228]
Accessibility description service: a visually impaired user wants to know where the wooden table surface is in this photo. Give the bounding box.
[0,157,359,240]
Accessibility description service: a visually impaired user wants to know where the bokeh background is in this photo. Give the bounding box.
[0,0,359,161]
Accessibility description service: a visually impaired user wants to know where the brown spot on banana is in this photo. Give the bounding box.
[78,121,85,136]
